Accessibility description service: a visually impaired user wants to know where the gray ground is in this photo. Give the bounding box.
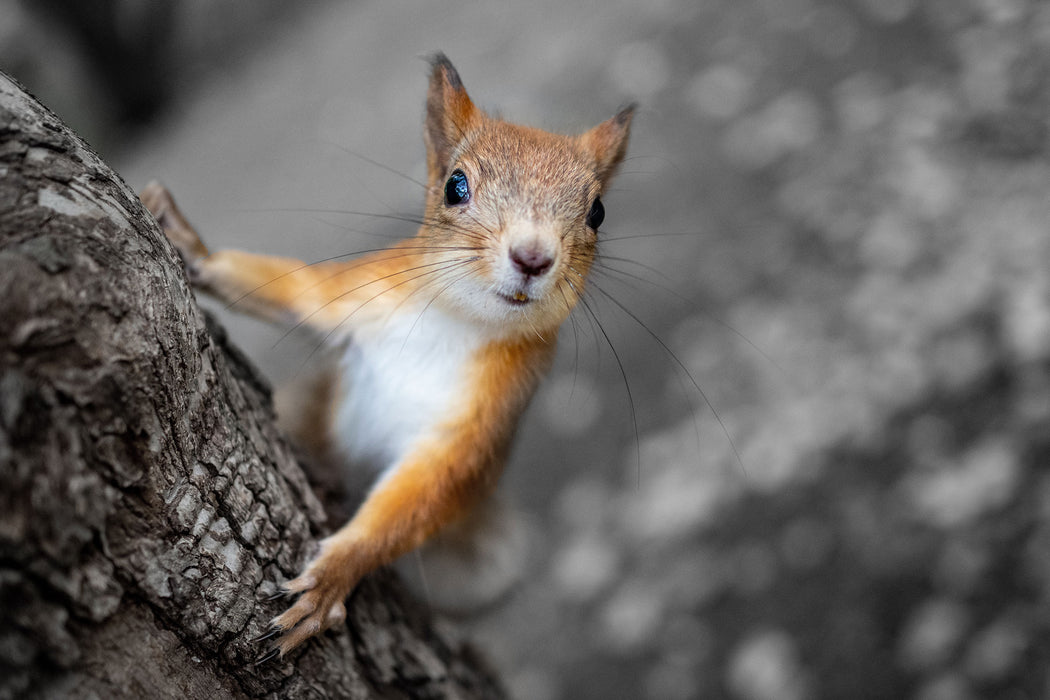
[5,0,1050,698]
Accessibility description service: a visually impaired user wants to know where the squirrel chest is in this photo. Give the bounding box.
[142,52,634,655]
[332,307,484,474]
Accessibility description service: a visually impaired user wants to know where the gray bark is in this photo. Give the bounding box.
[0,73,504,699]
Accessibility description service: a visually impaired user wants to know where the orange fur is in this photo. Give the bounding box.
[141,52,632,657]
[322,337,550,567]
[271,336,552,654]
[186,241,445,330]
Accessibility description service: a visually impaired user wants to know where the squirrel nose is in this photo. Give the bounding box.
[509,245,554,277]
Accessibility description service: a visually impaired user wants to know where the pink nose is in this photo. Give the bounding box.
[510,245,554,277]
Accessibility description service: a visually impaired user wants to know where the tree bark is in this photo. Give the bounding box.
[0,73,504,699]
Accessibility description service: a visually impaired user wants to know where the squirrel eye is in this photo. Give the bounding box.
[444,169,470,206]
[586,197,605,230]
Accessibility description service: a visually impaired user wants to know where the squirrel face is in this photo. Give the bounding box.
[419,55,634,337]
[422,122,603,334]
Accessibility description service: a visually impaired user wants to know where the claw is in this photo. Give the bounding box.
[260,578,353,656]
[253,647,281,666]
[260,541,363,655]
[275,618,322,657]
[265,589,289,602]
[251,625,281,644]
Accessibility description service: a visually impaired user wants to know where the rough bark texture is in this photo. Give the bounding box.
[0,73,504,699]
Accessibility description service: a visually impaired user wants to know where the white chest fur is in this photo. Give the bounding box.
[332,308,484,474]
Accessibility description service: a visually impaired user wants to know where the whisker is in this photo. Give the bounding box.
[557,281,583,403]
[398,262,481,355]
[240,206,426,227]
[309,215,406,241]
[582,269,705,475]
[590,260,787,377]
[276,255,478,350]
[322,140,428,190]
[304,256,480,361]
[233,244,481,319]
[291,246,483,302]
[583,298,641,487]
[568,278,641,487]
[593,252,659,271]
[567,266,605,370]
[600,231,709,243]
[242,202,500,254]
[463,210,497,237]
[590,282,747,478]
[619,152,686,178]
[241,208,498,246]
[606,169,660,179]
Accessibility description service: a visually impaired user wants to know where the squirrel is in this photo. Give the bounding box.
[140,53,633,658]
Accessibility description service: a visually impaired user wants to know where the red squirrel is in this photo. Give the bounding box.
[141,53,633,657]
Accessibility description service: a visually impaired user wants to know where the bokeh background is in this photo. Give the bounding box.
[4,1,1050,698]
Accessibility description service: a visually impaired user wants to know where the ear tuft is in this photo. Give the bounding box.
[425,53,482,184]
[580,104,636,186]
[429,52,463,90]
[614,103,637,127]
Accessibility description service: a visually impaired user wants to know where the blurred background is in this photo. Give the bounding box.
[4,0,1050,698]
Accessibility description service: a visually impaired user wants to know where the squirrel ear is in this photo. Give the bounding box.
[579,104,635,185]
[425,53,482,183]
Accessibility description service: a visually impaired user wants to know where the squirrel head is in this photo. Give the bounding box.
[420,53,634,336]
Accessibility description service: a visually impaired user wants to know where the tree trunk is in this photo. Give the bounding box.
[0,73,504,699]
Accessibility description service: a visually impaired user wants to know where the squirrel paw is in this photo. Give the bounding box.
[266,556,355,657]
[139,181,210,270]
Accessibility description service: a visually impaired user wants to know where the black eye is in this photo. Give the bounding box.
[444,169,470,206]
[586,197,605,230]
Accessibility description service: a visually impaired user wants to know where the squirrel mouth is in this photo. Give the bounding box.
[498,291,531,306]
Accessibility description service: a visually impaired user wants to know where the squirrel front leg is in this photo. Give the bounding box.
[268,338,551,656]
[141,182,403,329]
[270,438,499,655]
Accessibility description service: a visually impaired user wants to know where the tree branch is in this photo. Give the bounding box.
[0,72,503,700]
